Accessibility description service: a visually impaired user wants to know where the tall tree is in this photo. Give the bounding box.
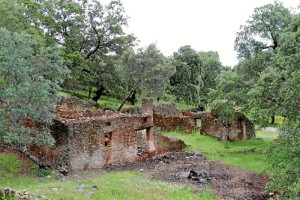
[249,14,300,198]
[198,51,224,110]
[235,1,292,60]
[0,28,69,167]
[170,45,202,106]
[14,0,136,102]
[117,44,175,110]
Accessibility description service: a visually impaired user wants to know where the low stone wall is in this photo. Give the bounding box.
[153,114,194,132]
[153,103,195,132]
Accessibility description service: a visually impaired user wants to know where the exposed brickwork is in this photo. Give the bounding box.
[153,114,194,132]
[42,98,185,171]
[153,103,195,132]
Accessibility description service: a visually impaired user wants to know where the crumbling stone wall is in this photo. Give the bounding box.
[41,99,184,171]
[200,112,255,141]
[152,102,255,141]
[153,103,195,132]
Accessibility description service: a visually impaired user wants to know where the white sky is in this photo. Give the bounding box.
[117,0,299,67]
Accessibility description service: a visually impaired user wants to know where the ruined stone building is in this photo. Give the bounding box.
[153,103,255,141]
[30,99,254,171]
[37,98,184,171]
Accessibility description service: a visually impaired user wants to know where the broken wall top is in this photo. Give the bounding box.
[55,97,153,125]
[154,102,182,116]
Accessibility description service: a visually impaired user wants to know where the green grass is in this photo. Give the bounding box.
[0,153,42,189]
[0,154,218,200]
[59,90,135,110]
[175,102,197,111]
[30,172,208,200]
[161,130,277,173]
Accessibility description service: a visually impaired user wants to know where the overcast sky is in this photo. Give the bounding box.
[117,0,299,67]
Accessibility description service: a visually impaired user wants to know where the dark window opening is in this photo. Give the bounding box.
[104,132,112,147]
[143,117,147,123]
[105,121,111,126]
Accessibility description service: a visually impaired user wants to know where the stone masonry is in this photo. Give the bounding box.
[153,102,255,141]
[153,103,195,132]
[200,111,255,141]
[35,98,185,171]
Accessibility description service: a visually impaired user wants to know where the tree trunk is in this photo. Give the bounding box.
[197,106,205,111]
[128,91,136,105]
[271,115,275,124]
[92,85,105,103]
[88,89,92,99]
[18,147,50,169]
[117,90,134,112]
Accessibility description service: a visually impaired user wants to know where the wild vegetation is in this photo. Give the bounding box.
[0,0,299,198]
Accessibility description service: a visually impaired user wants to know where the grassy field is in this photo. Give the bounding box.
[161,129,277,173]
[0,154,218,200]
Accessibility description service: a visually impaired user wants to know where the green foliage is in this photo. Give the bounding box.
[230,4,300,197]
[234,1,292,60]
[118,44,175,98]
[198,51,224,108]
[162,130,275,173]
[199,189,219,200]
[266,126,300,198]
[170,45,202,106]
[209,100,235,128]
[0,28,69,147]
[175,102,197,111]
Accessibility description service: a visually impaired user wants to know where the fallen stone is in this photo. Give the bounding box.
[78,184,87,192]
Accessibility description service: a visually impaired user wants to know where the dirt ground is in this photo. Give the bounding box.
[100,151,269,200]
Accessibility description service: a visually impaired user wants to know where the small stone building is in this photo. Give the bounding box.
[37,98,184,171]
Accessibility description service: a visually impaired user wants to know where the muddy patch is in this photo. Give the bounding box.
[101,151,268,200]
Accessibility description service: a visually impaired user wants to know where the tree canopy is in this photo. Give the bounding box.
[170,45,202,106]
[0,28,69,148]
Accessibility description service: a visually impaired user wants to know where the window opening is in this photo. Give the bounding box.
[104,132,112,147]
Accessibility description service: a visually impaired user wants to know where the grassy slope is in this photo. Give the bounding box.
[59,90,133,110]
[59,90,198,111]
[161,130,277,173]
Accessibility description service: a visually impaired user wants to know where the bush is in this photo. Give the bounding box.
[266,126,300,199]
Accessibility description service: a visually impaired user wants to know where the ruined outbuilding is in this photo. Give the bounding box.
[153,103,255,141]
[200,111,255,141]
[37,98,184,171]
